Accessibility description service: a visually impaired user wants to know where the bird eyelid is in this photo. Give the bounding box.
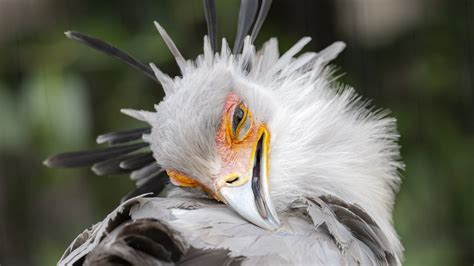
[230,103,253,142]
[237,109,252,140]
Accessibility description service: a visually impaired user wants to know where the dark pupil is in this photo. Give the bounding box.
[232,105,245,133]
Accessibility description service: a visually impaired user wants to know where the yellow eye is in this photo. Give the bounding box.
[231,103,252,141]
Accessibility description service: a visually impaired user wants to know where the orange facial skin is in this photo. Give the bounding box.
[166,92,267,201]
[167,169,200,187]
[167,169,214,196]
[215,93,261,187]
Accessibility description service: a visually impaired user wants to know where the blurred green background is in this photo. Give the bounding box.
[0,0,472,265]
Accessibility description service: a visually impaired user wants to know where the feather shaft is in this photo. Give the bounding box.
[203,0,218,51]
[96,127,151,145]
[233,0,259,53]
[43,143,148,168]
[120,152,155,170]
[64,31,157,82]
[153,22,186,72]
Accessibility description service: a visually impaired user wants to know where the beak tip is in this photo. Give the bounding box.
[220,186,281,231]
[264,221,281,231]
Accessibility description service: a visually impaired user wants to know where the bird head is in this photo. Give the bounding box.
[45,1,402,249]
[116,14,404,236]
[144,62,281,230]
[121,24,403,239]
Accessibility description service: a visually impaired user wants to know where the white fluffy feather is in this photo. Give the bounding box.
[122,33,404,259]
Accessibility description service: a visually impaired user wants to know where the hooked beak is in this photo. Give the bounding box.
[217,128,280,230]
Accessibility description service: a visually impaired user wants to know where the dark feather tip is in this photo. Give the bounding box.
[44,143,148,168]
[96,127,151,145]
[91,154,138,176]
[122,170,168,202]
[64,30,157,82]
[119,152,155,170]
[130,163,162,181]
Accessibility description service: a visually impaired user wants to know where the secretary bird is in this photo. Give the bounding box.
[45,0,404,265]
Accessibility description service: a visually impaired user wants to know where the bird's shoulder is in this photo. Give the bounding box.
[59,195,397,266]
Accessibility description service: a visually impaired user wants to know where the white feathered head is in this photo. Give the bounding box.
[45,0,403,255]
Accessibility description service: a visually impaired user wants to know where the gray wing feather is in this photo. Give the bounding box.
[60,195,398,266]
[59,196,144,265]
[320,195,396,265]
[84,219,185,265]
[179,247,243,266]
[59,196,243,266]
[302,196,397,266]
[302,198,375,265]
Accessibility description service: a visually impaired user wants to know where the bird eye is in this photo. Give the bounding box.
[232,104,245,133]
[231,103,251,140]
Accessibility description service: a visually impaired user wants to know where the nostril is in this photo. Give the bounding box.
[226,176,240,184]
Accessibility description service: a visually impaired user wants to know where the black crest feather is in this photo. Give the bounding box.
[65,31,157,82]
[203,0,218,52]
[233,0,273,53]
